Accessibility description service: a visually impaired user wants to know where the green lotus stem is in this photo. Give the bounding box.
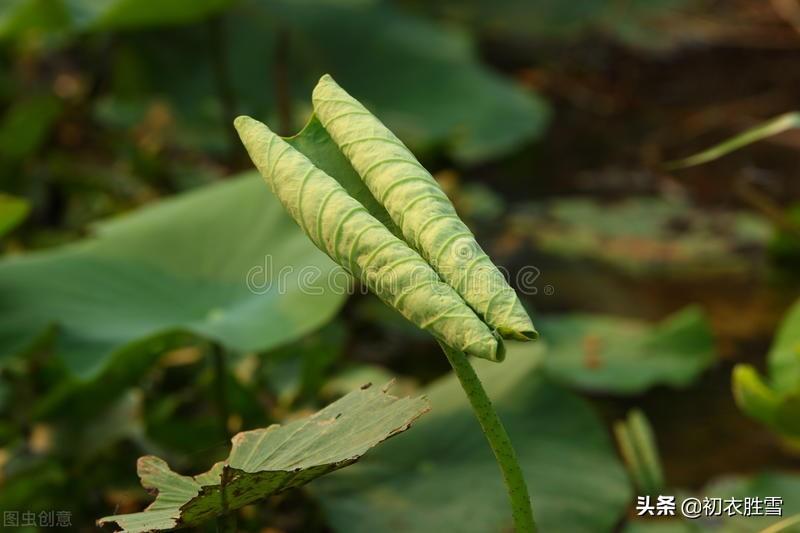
[438,341,537,533]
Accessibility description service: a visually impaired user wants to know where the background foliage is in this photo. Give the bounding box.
[1,0,799,531]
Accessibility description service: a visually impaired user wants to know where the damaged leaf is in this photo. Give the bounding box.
[539,306,715,394]
[98,382,429,532]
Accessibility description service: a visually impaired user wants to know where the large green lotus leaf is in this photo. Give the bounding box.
[314,343,632,533]
[539,306,715,394]
[98,383,430,533]
[268,0,549,163]
[0,172,345,378]
[624,472,800,533]
[734,298,800,439]
[511,196,772,278]
[99,0,549,163]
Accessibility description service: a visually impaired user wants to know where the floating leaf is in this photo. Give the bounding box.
[314,343,631,533]
[666,112,800,170]
[0,193,30,238]
[512,196,772,278]
[416,0,696,49]
[97,0,548,163]
[734,298,800,440]
[539,306,715,394]
[0,172,346,379]
[98,383,429,532]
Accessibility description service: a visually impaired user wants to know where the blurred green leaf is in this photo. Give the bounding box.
[0,0,71,39]
[539,306,715,394]
[0,94,61,160]
[352,293,431,340]
[770,205,800,269]
[0,193,30,237]
[0,172,346,378]
[418,0,697,48]
[0,458,67,512]
[0,0,231,37]
[104,0,549,163]
[513,197,772,278]
[65,0,232,30]
[261,321,348,407]
[143,352,267,456]
[70,389,149,459]
[98,382,429,532]
[613,410,665,495]
[734,298,800,440]
[666,112,800,170]
[268,0,550,163]
[314,343,631,533]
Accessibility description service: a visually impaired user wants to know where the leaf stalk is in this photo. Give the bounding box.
[438,341,537,533]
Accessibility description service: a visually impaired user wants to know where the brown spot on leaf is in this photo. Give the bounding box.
[582,334,603,369]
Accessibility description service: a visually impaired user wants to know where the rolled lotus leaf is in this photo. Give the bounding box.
[312,75,536,341]
[235,116,502,361]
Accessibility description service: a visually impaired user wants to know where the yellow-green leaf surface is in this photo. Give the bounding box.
[0,193,30,238]
[0,94,62,159]
[539,306,715,394]
[314,344,632,533]
[286,114,399,238]
[312,75,535,341]
[98,383,429,532]
[734,298,800,439]
[0,172,345,379]
[235,115,503,362]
